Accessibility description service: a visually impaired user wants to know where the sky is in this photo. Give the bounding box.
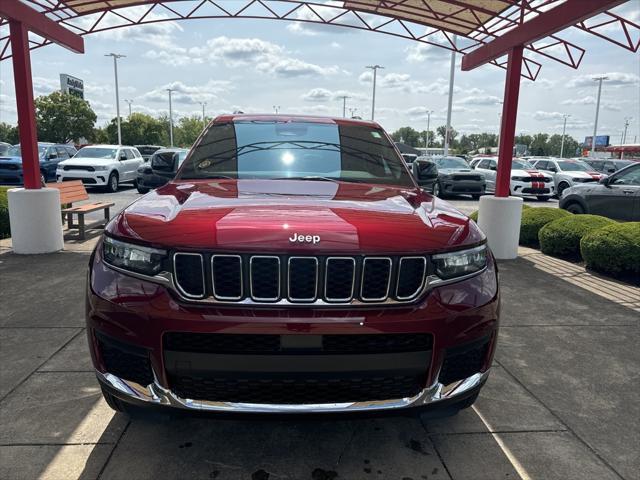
[0,0,639,145]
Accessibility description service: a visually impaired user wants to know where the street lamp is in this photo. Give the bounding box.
[348,107,358,118]
[166,88,174,147]
[424,110,434,148]
[199,101,207,125]
[273,105,280,114]
[105,53,125,145]
[339,95,350,117]
[365,65,384,121]
[444,35,457,156]
[622,117,631,144]
[560,114,571,158]
[591,76,608,154]
[124,99,133,117]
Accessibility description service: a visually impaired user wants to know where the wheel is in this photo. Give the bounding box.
[536,196,550,202]
[106,172,119,193]
[40,172,46,185]
[433,182,444,198]
[565,202,585,215]
[471,194,481,200]
[137,185,150,194]
[557,182,570,197]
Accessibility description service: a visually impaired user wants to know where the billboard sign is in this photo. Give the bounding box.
[60,74,84,99]
[583,135,610,147]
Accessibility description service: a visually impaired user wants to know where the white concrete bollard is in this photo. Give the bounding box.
[7,188,64,254]
[477,196,523,260]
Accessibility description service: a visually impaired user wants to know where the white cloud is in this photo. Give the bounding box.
[457,95,501,106]
[561,96,595,105]
[301,88,364,102]
[567,72,640,88]
[142,80,232,105]
[533,111,566,121]
[405,43,451,63]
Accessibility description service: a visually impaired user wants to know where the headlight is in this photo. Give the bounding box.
[511,176,528,181]
[94,165,109,171]
[103,236,167,276]
[432,244,487,280]
[572,178,589,182]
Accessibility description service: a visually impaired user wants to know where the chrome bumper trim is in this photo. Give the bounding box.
[97,369,489,413]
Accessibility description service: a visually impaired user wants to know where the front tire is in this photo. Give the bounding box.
[137,185,150,194]
[565,202,585,215]
[557,182,570,197]
[471,194,481,200]
[433,182,444,198]
[106,172,119,193]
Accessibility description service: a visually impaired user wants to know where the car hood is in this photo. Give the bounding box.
[512,169,553,179]
[0,155,44,165]
[559,170,604,179]
[106,179,485,253]
[439,168,478,175]
[58,157,116,167]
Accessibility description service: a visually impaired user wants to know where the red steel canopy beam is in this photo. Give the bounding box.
[0,1,84,189]
[0,1,84,54]
[461,0,625,71]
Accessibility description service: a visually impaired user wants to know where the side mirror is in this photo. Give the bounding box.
[599,176,610,186]
[548,167,557,173]
[48,152,57,159]
[489,165,497,171]
[607,168,616,173]
[412,160,438,188]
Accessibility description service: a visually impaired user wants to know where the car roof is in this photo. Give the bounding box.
[80,144,126,149]
[155,148,188,153]
[213,113,381,129]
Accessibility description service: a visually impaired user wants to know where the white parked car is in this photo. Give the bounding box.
[529,157,606,197]
[473,156,555,201]
[57,145,144,192]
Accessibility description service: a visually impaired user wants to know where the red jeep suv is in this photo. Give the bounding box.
[87,114,499,415]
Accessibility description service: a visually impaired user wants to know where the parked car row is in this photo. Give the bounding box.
[0,142,77,184]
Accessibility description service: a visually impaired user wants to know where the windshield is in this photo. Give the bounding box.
[6,145,48,157]
[176,150,188,165]
[556,160,593,171]
[435,157,469,169]
[512,159,534,169]
[177,121,414,186]
[76,147,117,159]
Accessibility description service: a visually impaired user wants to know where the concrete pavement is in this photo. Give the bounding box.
[0,248,637,480]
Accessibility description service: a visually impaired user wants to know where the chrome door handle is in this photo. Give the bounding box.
[622,190,634,194]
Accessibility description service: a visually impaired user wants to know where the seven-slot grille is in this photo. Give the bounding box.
[173,253,427,304]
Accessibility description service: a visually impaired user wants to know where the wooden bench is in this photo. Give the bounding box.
[46,181,115,240]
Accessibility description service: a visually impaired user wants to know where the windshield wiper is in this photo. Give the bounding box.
[271,175,341,183]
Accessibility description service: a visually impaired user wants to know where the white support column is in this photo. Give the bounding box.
[8,188,64,254]
[477,196,523,260]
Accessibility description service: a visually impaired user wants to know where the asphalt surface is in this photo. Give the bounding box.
[1,228,637,480]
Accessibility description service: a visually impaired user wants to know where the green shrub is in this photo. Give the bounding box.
[519,207,570,247]
[580,223,640,277]
[0,187,9,239]
[468,204,530,223]
[539,215,615,260]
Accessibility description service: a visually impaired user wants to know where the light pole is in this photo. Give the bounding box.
[365,65,384,121]
[591,76,608,155]
[105,53,125,145]
[273,105,280,114]
[348,107,358,118]
[425,109,434,148]
[166,88,174,147]
[339,95,350,117]
[560,114,571,157]
[200,101,207,125]
[124,99,133,117]
[444,35,457,156]
[622,117,631,144]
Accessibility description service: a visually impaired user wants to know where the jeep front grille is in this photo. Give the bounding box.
[172,253,428,305]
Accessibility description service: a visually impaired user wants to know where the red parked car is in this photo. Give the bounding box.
[87,114,499,415]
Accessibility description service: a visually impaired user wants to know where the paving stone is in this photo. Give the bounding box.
[38,330,93,372]
[0,444,113,480]
[0,328,80,398]
[432,431,621,480]
[497,326,640,480]
[424,365,564,434]
[101,415,447,480]
[0,372,127,445]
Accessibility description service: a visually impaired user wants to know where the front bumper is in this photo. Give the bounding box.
[57,170,109,186]
[441,179,485,195]
[87,248,499,414]
[511,180,554,197]
[0,170,23,184]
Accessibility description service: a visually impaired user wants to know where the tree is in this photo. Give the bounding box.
[546,134,579,158]
[105,113,165,145]
[418,130,436,148]
[175,115,204,147]
[436,125,458,144]
[530,133,549,156]
[390,126,422,146]
[0,122,19,144]
[35,91,97,143]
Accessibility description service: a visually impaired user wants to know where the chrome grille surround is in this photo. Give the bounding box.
[287,257,319,302]
[173,253,205,300]
[360,257,392,302]
[324,257,356,302]
[211,254,243,301]
[395,256,427,301]
[249,255,281,302]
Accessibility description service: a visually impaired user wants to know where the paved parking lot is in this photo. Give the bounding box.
[0,242,637,480]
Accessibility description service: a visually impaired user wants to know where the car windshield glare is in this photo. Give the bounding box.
[512,159,533,170]
[436,157,468,169]
[177,121,414,187]
[6,145,47,157]
[77,147,117,159]
[556,160,592,171]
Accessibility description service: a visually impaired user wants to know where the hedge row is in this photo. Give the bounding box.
[581,223,640,276]
[539,215,615,260]
[0,187,9,240]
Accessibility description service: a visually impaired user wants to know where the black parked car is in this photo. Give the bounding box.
[430,155,486,199]
[582,158,636,175]
[135,145,164,162]
[136,148,188,193]
[559,162,640,221]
